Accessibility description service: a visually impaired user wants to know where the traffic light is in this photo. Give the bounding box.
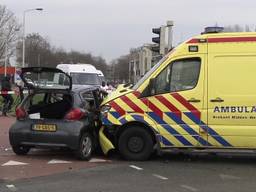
[151,26,166,55]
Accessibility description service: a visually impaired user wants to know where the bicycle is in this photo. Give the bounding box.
[0,94,20,116]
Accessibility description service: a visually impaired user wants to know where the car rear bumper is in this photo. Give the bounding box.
[9,119,89,150]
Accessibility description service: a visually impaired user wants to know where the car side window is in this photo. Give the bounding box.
[154,58,201,95]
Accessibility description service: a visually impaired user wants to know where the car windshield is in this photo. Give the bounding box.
[132,50,175,90]
[70,73,100,85]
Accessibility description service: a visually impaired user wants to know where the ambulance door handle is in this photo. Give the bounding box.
[187,98,201,103]
[210,97,224,103]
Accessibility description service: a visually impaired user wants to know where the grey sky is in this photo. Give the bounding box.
[2,0,256,62]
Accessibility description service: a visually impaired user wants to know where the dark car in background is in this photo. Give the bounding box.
[9,67,102,160]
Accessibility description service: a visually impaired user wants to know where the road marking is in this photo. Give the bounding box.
[47,159,71,164]
[2,160,28,166]
[219,174,241,180]
[152,174,168,180]
[6,184,17,191]
[180,185,199,192]
[89,158,108,163]
[129,165,143,170]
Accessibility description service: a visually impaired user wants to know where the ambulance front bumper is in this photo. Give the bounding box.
[99,126,115,154]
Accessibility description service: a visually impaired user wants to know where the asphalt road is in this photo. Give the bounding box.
[2,116,256,192]
[1,153,256,192]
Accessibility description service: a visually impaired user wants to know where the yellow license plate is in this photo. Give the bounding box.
[32,124,57,132]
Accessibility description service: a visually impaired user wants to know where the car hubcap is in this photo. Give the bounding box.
[128,136,144,153]
[82,137,92,156]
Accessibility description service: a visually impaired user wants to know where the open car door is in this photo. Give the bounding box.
[21,67,72,91]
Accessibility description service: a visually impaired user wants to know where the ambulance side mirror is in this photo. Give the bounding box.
[149,78,156,96]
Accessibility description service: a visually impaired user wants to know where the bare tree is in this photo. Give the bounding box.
[0,5,21,66]
[245,25,251,32]
[16,33,109,72]
[112,55,129,83]
[16,33,52,67]
[224,24,245,32]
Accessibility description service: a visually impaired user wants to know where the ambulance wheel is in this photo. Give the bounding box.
[118,126,153,161]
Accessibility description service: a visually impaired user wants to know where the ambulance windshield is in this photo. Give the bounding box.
[132,49,175,90]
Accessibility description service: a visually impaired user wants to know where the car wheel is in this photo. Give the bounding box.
[12,145,30,155]
[76,132,93,160]
[118,126,153,161]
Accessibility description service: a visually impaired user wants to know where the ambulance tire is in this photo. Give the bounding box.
[118,127,153,161]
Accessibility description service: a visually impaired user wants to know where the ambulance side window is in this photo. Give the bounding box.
[154,66,171,95]
[170,58,201,92]
[154,58,201,95]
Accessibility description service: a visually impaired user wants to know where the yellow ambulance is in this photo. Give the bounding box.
[100,28,256,160]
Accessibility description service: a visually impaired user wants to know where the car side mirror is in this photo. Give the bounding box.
[149,78,156,96]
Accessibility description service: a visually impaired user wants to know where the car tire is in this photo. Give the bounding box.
[118,126,153,161]
[12,145,30,155]
[76,132,93,161]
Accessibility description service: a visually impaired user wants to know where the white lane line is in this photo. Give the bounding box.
[180,184,199,192]
[2,160,28,166]
[219,174,241,180]
[6,184,17,191]
[152,174,168,180]
[129,165,143,170]
[47,159,71,164]
[89,158,108,163]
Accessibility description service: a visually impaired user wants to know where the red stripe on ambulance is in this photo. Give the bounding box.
[121,95,144,114]
[142,99,163,119]
[171,93,201,119]
[155,95,182,118]
[110,101,126,116]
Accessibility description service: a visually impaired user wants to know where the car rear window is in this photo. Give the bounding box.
[26,92,73,119]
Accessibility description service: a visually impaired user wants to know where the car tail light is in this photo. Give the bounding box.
[16,107,27,120]
[65,108,86,120]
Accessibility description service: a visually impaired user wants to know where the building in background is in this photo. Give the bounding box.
[128,44,160,84]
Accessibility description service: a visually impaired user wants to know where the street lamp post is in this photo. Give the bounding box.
[22,8,43,68]
[4,39,7,76]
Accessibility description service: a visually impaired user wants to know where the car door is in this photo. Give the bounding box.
[208,54,256,148]
[145,55,208,148]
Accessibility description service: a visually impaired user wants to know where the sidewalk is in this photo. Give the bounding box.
[0,116,15,150]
